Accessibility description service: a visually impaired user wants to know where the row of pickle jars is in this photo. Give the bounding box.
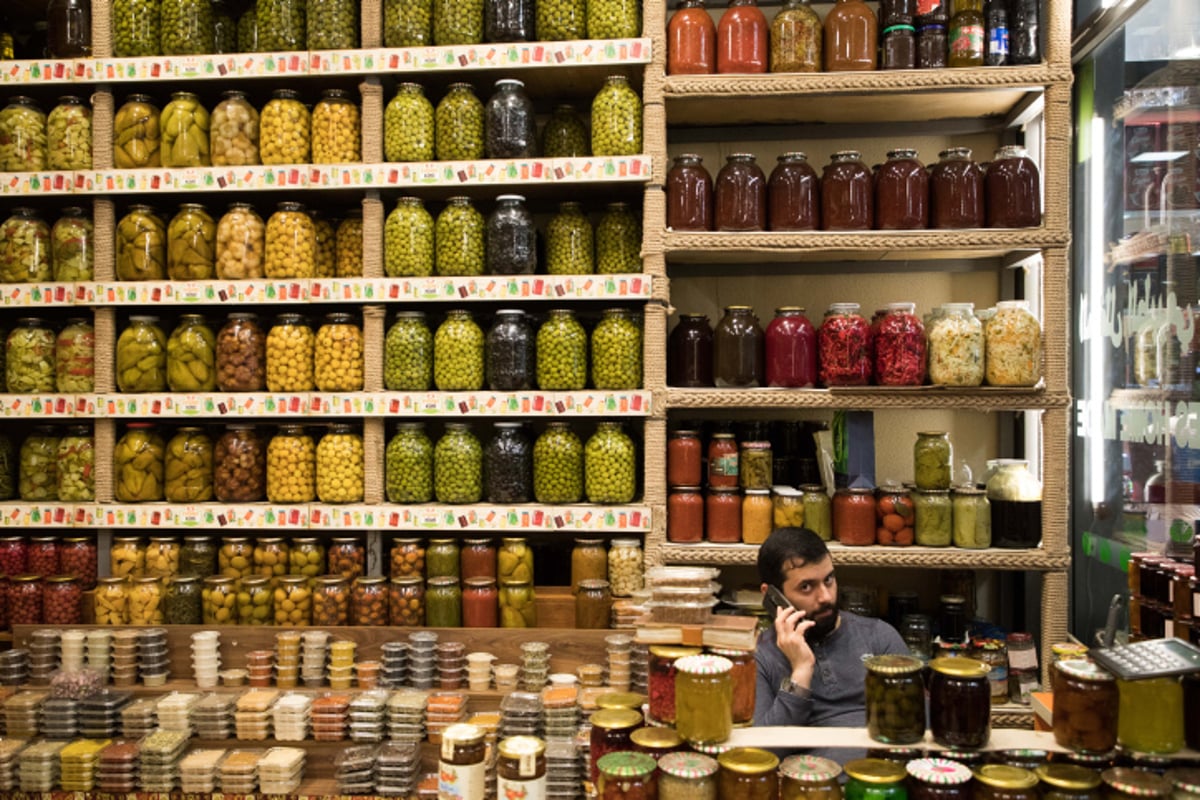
[667,146,1042,233]
[668,300,1043,389]
[4,318,94,394]
[667,0,1041,75]
[110,0,643,57]
[0,206,94,283]
[0,96,91,172]
[0,426,95,502]
[1,572,85,627]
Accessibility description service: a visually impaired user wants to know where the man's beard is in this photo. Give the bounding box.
[806,604,839,641]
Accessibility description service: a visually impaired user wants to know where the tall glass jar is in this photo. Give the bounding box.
[264,202,316,279]
[164,427,214,503]
[160,92,210,167]
[18,428,58,502]
[667,154,714,231]
[873,302,925,386]
[715,154,767,231]
[163,574,202,624]
[876,149,929,230]
[590,76,643,157]
[256,0,305,51]
[535,0,584,40]
[328,538,365,580]
[0,439,14,501]
[59,538,96,589]
[499,578,536,627]
[545,202,594,275]
[273,574,310,626]
[266,425,316,503]
[485,422,532,503]
[771,0,822,72]
[929,657,992,748]
[930,148,985,229]
[28,537,59,576]
[572,538,608,587]
[765,307,817,388]
[485,310,534,391]
[0,209,51,284]
[669,314,715,387]
[715,306,764,388]
[427,538,460,579]
[43,575,82,624]
[385,0,432,46]
[608,537,643,596]
[818,302,872,386]
[912,489,952,546]
[129,575,164,625]
[116,205,166,281]
[769,152,821,231]
[668,0,716,75]
[308,0,358,49]
[112,0,160,55]
[1052,660,1118,753]
[834,487,876,546]
[463,576,499,627]
[986,146,1042,228]
[985,300,1042,387]
[0,98,47,171]
[389,575,425,625]
[718,0,768,73]
[52,207,93,282]
[592,308,643,390]
[213,425,265,502]
[434,309,485,390]
[742,487,775,539]
[948,0,984,66]
[486,0,533,41]
[585,422,636,504]
[597,201,642,274]
[674,654,733,745]
[47,0,92,57]
[486,195,536,275]
[180,536,217,578]
[7,318,56,394]
[533,422,584,504]
[111,536,146,578]
[166,314,216,392]
[914,431,952,490]
[426,575,462,626]
[47,96,92,170]
[541,104,590,157]
[314,312,364,392]
[386,422,434,503]
[114,424,165,502]
[215,313,265,392]
[435,84,485,160]
[485,80,536,159]
[8,574,43,624]
[384,198,434,279]
[236,574,273,625]
[55,318,94,394]
[215,203,264,280]
[210,91,259,167]
[316,424,364,503]
[537,309,587,391]
[266,314,314,391]
[589,0,639,38]
[311,89,360,165]
[865,654,927,743]
[384,311,432,391]
[435,423,483,503]
[825,0,878,70]
[237,4,257,52]
[435,196,486,276]
[952,487,991,548]
[928,303,984,386]
[822,151,874,230]
[95,579,128,625]
[1117,677,1184,754]
[161,0,214,54]
[313,574,350,626]
[916,3,948,68]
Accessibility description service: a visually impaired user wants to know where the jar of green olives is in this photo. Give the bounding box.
[436,197,485,276]
[52,208,93,282]
[168,203,217,280]
[219,536,253,579]
[585,422,636,504]
[0,97,47,172]
[202,575,237,624]
[213,1,236,53]
[592,308,643,389]
[6,318,55,394]
[385,84,435,162]
[317,424,365,503]
[0,208,51,283]
[114,94,161,168]
[112,0,161,56]
[536,0,585,40]
[546,202,594,275]
[47,96,92,170]
[591,76,642,157]
[313,89,361,164]
[486,310,535,391]
[289,538,324,578]
[161,92,211,168]
[541,105,589,158]
[433,0,483,44]
[308,0,358,49]
[487,195,536,275]
[864,654,926,744]
[275,574,312,625]
[266,424,316,503]
[164,574,203,624]
[384,198,433,278]
[597,202,642,274]
[435,309,485,391]
[55,318,94,393]
[56,426,94,502]
[589,0,640,38]
[533,422,583,503]
[116,316,167,392]
[19,427,60,501]
[385,0,432,44]
[214,425,266,502]
[114,423,166,502]
[436,423,484,503]
[237,3,257,51]
[265,202,316,279]
[386,422,434,503]
[164,426,214,502]
[537,309,587,390]
[256,0,305,51]
[117,205,167,281]
[436,84,485,161]
[260,89,310,165]
[237,574,273,625]
[180,536,218,577]
[335,211,363,277]
[161,0,215,55]
[385,311,433,390]
[167,314,217,392]
[312,210,336,278]
[211,91,260,166]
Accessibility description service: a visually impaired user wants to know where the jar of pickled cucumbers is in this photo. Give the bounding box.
[216,313,266,391]
[0,97,47,172]
[210,91,259,166]
[167,203,217,280]
[161,92,211,168]
[216,203,265,279]
[114,94,161,168]
[56,425,94,502]
[237,574,273,625]
[275,574,312,626]
[214,424,266,502]
[316,423,365,503]
[313,89,361,164]
[116,316,167,392]
[386,422,434,503]
[266,313,315,391]
[164,427,214,502]
[385,311,433,390]
[546,202,594,275]
[145,536,181,578]
[315,312,364,391]
[166,314,217,392]
[55,318,93,394]
[267,424,316,503]
[7,318,56,394]
[0,208,51,284]
[265,202,316,279]
[218,536,253,580]
[499,579,536,628]
[435,196,486,277]
[597,202,642,274]
[203,574,237,624]
[51,207,93,282]
[260,89,310,165]
[114,423,165,502]
[128,576,164,625]
[47,95,91,170]
[116,205,167,281]
[384,84,435,162]
[110,536,146,578]
[19,426,59,501]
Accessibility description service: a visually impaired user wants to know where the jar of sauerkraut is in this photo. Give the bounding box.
[927,303,984,387]
[984,300,1042,387]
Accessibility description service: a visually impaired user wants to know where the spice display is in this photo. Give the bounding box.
[985,300,1042,386]
[771,0,822,71]
[114,424,165,502]
[592,75,642,157]
[51,208,93,282]
[160,92,210,168]
[316,424,364,503]
[818,302,872,386]
[0,208,51,284]
[597,201,641,274]
[718,0,768,73]
[486,195,536,274]
[0,97,47,171]
[435,423,483,503]
[166,314,216,392]
[928,303,984,386]
[436,197,485,276]
[266,314,315,391]
[485,422,532,503]
[874,302,926,385]
[266,425,316,503]
[541,104,589,157]
[164,427,213,503]
[7,318,55,394]
[386,423,434,503]
[533,422,583,504]
[47,96,92,170]
[314,313,364,391]
[385,198,435,279]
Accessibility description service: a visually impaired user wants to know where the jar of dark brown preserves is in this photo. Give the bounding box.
[715,305,764,388]
[930,148,984,229]
[715,153,767,231]
[985,146,1042,228]
[876,149,929,230]
[769,152,820,231]
[822,151,873,231]
[667,154,714,231]
[668,314,714,387]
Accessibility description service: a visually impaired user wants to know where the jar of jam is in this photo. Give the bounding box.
[1117,676,1184,754]
[906,758,972,800]
[648,645,700,724]
[781,755,842,800]
[770,0,822,73]
[707,646,755,726]
[802,484,833,540]
[819,302,872,386]
[668,487,705,543]
[1053,660,1118,754]
[667,154,714,231]
[27,537,59,576]
[1036,765,1103,800]
[659,752,718,800]
[876,149,929,230]
[439,724,487,798]
[824,0,878,71]
[844,758,908,800]
[874,302,926,386]
[462,576,499,627]
[668,0,716,75]
[986,146,1042,228]
[975,766,1040,800]
[822,151,874,230]
[865,654,925,743]
[718,748,780,800]
[930,148,985,229]
[717,0,767,73]
[497,736,546,798]
[715,154,767,231]
[834,487,876,546]
[590,708,644,784]
[598,752,658,800]
[766,307,818,388]
[9,574,42,624]
[58,538,96,589]
[715,306,764,388]
[929,657,991,748]
[769,152,821,231]
[707,488,742,543]
[389,575,424,626]
[669,314,715,387]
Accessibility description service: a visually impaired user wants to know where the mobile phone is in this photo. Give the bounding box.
[766,585,801,615]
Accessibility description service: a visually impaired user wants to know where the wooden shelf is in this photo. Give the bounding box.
[665,387,1069,412]
[663,542,1071,570]
[1107,387,1194,408]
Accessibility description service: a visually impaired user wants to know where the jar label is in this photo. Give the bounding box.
[439,761,486,800]
[712,454,738,477]
[1008,647,1038,671]
[988,665,1008,697]
[1193,592,1199,617]
[949,24,983,55]
[917,0,944,14]
[497,775,546,800]
[986,26,1008,57]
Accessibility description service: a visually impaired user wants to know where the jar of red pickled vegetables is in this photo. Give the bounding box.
[818,303,872,386]
[765,307,817,388]
[874,302,926,386]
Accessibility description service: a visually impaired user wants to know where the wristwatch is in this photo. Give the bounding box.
[779,676,811,699]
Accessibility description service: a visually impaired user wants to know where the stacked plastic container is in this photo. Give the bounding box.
[191,631,220,689]
[138,629,170,687]
[311,692,351,741]
[301,631,330,688]
[543,684,580,741]
[40,698,79,739]
[96,741,139,793]
[120,699,159,738]
[644,566,722,625]
[191,693,235,739]
[466,651,494,690]
[547,739,583,800]
[0,650,31,686]
[257,747,305,794]
[0,739,26,790]
[138,730,190,791]
[59,630,85,671]
[29,631,59,684]
[435,641,466,690]
[385,689,426,743]
[348,690,388,742]
[521,641,551,691]
[19,740,64,791]
[79,690,131,738]
[606,634,633,692]
[328,640,355,689]
[234,690,278,741]
[60,739,108,791]
[275,631,301,689]
[380,641,407,688]
[178,748,225,792]
[424,691,467,742]
[246,650,274,687]
[408,631,437,689]
[5,691,46,738]
[85,631,111,681]
[156,692,201,733]
[334,745,375,794]
[218,750,261,794]
[110,631,139,688]
[271,693,312,742]
[374,740,421,797]
[500,691,542,738]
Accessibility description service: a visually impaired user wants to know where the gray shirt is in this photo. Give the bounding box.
[754,611,908,759]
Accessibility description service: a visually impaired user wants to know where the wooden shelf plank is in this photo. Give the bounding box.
[666,387,1070,412]
[661,542,1071,570]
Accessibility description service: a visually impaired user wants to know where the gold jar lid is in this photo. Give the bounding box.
[929,657,991,679]
[865,654,923,675]
[596,692,646,711]
[629,726,681,750]
[498,735,545,761]
[649,645,702,660]
[974,765,1039,790]
[590,708,642,731]
[844,758,908,784]
[1036,764,1102,791]
[718,748,780,776]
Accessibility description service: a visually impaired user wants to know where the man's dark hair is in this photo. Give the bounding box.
[756,527,830,587]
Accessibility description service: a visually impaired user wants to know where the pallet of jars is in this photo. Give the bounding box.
[1127,552,1198,645]
[665,0,1042,75]
[667,300,1043,390]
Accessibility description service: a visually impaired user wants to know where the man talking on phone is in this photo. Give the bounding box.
[755,526,908,748]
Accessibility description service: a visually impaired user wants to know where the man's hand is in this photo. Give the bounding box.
[774,605,816,688]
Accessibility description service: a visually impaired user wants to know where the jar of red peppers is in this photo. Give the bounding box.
[27,537,58,576]
[717,0,767,74]
[709,646,756,726]
[668,487,704,543]
[715,306,764,388]
[874,302,926,386]
[667,154,713,232]
[818,303,872,386]
[769,152,820,231]
[0,537,26,575]
[669,313,715,387]
[59,538,96,589]
[834,487,876,546]
[668,430,702,487]
[589,708,644,785]
[822,151,874,230]
[766,307,817,388]
[707,487,742,543]
[876,148,929,230]
[42,574,82,624]
[715,154,767,231]
[668,0,716,75]
[649,645,701,724]
[9,574,42,624]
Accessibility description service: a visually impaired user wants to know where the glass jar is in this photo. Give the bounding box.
[591,708,645,785]
[435,197,485,277]
[986,146,1042,228]
[1035,764,1103,800]
[1117,677,1184,754]
[349,576,388,627]
[7,319,55,394]
[485,0,533,40]
[258,89,311,166]
[881,3,917,69]
[571,538,608,589]
[873,302,925,386]
[591,75,642,157]
[742,489,773,543]
[387,575,424,626]
[316,424,364,503]
[264,202,316,279]
[774,486,806,529]
[274,574,311,626]
[27,537,59,576]
[780,756,843,800]
[164,427,213,503]
[914,431,952,490]
[485,422,532,503]
[608,537,643,596]
[533,0,582,38]
[589,0,639,36]
[218,537,252,580]
[0,98,46,171]
[385,0,431,45]
[647,646,698,713]
[824,0,878,70]
[116,205,166,281]
[55,318,94,394]
[52,208,93,283]
[718,748,780,800]
[250,537,287,582]
[986,460,1042,548]
[235,574,272,625]
[165,315,216,392]
[707,487,743,543]
[435,423,483,503]
[916,4,948,68]
[657,752,718,800]
[694,647,751,728]
[313,574,350,626]
[597,201,642,274]
[164,574,202,624]
[541,104,589,157]
[947,1,984,67]
[314,313,364,392]
[545,202,594,275]
[496,537,533,588]
[462,575,499,627]
[114,424,165,502]
[819,302,872,386]
[113,94,160,167]
[495,736,546,800]
[985,300,1042,387]
[843,759,908,800]
[593,307,643,390]
[161,92,210,168]
[426,575,462,626]
[715,154,767,231]
[668,0,716,74]
[281,537,321,580]
[128,575,164,625]
[386,423,434,503]
[536,309,587,390]
[739,441,772,490]
[167,204,218,282]
[586,422,637,504]
[215,313,265,392]
[18,428,58,503]
[485,81,536,160]
[386,539,424,581]
[928,303,985,386]
[833,487,876,546]
[328,537,365,580]
[931,148,985,229]
[213,425,266,502]
[214,204,265,280]
[576,578,612,629]
[718,0,767,73]
[110,536,145,579]
[974,766,1040,800]
[667,154,713,232]
[434,313,485,394]
[159,0,215,52]
[43,574,82,625]
[1101,769,1172,800]
[47,96,92,170]
[58,538,96,589]
[715,306,765,388]
[952,487,991,548]
[180,536,217,578]
[8,575,42,624]
[598,752,657,799]
[459,538,496,581]
[266,425,316,503]
[1051,659,1118,753]
[864,654,925,743]
[0,209,51,285]
[435,84,484,160]
[770,0,822,72]
[668,431,703,488]
[0,537,26,576]
[669,314,715,387]
[0,440,13,501]
[673,654,733,744]
[383,85,434,166]
[210,92,259,167]
[769,152,821,231]
[822,150,874,230]
[802,484,832,540]
[47,0,92,57]
[385,310,433,390]
[311,89,361,166]
[905,758,972,800]
[929,657,992,748]
[876,149,929,230]
[486,194,536,275]
[765,307,818,388]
